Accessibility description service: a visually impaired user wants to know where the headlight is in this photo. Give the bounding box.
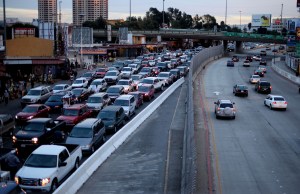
[15,115,18,119]
[14,176,19,184]
[108,125,114,128]
[40,178,51,186]
[27,116,34,120]
[12,136,17,143]
[32,137,38,144]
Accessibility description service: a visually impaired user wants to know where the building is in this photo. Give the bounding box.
[73,0,108,26]
[272,18,300,33]
[38,0,57,23]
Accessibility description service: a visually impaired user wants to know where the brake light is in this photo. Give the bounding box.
[272,102,277,104]
[284,101,287,104]
[217,107,220,111]
[258,86,261,90]
[270,86,272,89]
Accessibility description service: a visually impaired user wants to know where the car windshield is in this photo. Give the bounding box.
[87,97,102,103]
[274,97,285,101]
[138,86,150,92]
[83,73,93,77]
[24,154,57,168]
[47,95,62,102]
[98,111,115,120]
[72,89,83,96]
[142,79,153,84]
[22,106,39,113]
[27,90,41,96]
[63,109,79,116]
[114,99,129,106]
[96,68,106,72]
[252,75,260,78]
[53,86,64,90]
[107,87,120,93]
[22,123,45,132]
[123,68,131,71]
[131,75,140,80]
[141,68,150,72]
[129,64,137,68]
[74,80,83,84]
[118,80,129,85]
[158,74,168,78]
[91,81,101,86]
[220,103,233,108]
[106,72,117,76]
[69,127,92,138]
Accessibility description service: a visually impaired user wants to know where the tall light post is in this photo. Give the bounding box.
[239,10,242,31]
[162,0,165,28]
[79,14,85,67]
[2,0,6,54]
[129,0,131,22]
[225,0,227,25]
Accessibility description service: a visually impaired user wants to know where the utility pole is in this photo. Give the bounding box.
[162,0,165,28]
[2,0,6,55]
[129,0,131,22]
[225,0,227,25]
[280,3,283,32]
[239,10,242,31]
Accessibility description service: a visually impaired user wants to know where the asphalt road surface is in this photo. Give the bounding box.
[194,55,300,194]
[76,81,187,194]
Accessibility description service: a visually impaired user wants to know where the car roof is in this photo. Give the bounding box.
[218,99,233,104]
[108,85,123,89]
[65,103,86,109]
[55,84,69,87]
[33,145,66,155]
[116,94,134,100]
[89,92,107,97]
[75,77,87,80]
[27,118,52,122]
[25,104,44,107]
[102,105,123,111]
[74,118,101,128]
[267,94,284,98]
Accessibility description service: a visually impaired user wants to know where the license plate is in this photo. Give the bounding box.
[21,144,26,147]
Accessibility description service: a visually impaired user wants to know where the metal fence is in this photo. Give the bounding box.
[182,45,223,194]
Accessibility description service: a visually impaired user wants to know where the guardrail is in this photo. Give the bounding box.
[224,32,284,40]
[54,78,185,194]
[181,45,223,194]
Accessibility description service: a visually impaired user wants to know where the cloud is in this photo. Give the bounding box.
[5,8,38,22]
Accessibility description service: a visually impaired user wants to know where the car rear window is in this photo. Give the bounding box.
[274,97,285,101]
[220,103,233,108]
[260,82,270,86]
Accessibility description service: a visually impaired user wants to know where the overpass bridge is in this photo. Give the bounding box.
[93,29,286,44]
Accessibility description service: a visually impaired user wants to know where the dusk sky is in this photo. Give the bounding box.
[0,0,299,25]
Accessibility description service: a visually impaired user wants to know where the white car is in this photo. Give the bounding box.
[104,70,121,85]
[249,75,260,84]
[243,60,250,67]
[52,84,72,93]
[116,79,134,93]
[72,77,89,88]
[253,55,262,61]
[264,94,287,110]
[113,94,136,118]
[88,79,107,93]
[121,67,134,79]
[148,60,156,67]
[128,63,140,74]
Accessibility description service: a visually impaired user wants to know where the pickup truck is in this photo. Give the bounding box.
[12,118,66,159]
[15,144,82,192]
[138,77,165,92]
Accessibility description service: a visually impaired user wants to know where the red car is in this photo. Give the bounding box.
[137,84,155,101]
[128,91,144,109]
[15,104,50,124]
[56,104,92,128]
[95,67,108,78]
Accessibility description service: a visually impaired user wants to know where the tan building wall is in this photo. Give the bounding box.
[6,37,53,57]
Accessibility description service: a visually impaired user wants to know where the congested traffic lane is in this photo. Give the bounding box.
[194,56,300,194]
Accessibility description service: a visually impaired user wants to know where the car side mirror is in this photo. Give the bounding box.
[232,102,235,104]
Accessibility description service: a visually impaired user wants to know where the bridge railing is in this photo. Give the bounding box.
[224,32,284,40]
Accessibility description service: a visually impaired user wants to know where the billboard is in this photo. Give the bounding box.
[252,14,271,27]
[13,28,35,39]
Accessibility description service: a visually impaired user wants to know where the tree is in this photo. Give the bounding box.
[201,14,217,30]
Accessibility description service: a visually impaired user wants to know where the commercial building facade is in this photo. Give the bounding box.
[38,0,58,23]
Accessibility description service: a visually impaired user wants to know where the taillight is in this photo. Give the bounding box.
[270,86,272,89]
[272,102,277,104]
[258,86,261,90]
[217,107,220,111]
[284,101,287,104]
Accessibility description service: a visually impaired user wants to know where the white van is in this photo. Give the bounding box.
[113,95,136,119]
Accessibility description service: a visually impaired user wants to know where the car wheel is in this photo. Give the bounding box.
[161,85,164,91]
[50,179,58,192]
[91,145,95,154]
[73,158,80,171]
[232,116,236,120]
[113,126,117,133]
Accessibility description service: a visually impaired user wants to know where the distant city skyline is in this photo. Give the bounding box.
[0,0,299,26]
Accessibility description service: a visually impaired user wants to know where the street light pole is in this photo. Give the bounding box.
[225,0,227,25]
[239,10,242,31]
[129,0,131,22]
[79,14,85,68]
[162,0,165,28]
[2,0,6,54]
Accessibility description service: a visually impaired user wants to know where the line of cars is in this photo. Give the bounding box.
[8,50,192,192]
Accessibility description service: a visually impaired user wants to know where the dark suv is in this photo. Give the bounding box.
[97,106,126,134]
[255,81,271,94]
